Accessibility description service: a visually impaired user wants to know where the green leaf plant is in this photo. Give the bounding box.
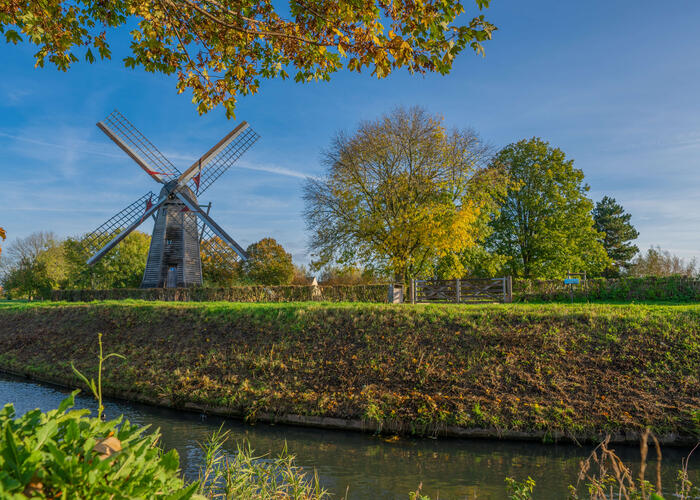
[71,332,125,419]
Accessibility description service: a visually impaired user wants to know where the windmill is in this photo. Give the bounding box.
[82,110,259,288]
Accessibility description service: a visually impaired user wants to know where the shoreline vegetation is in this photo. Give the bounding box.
[0,301,698,445]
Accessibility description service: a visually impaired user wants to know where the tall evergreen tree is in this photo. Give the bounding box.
[592,196,639,276]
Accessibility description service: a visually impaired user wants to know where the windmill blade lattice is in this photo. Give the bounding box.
[100,110,181,182]
[82,191,156,253]
[192,125,260,196]
[199,224,242,266]
[84,109,259,288]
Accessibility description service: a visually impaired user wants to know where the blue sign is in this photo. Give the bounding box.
[564,278,580,285]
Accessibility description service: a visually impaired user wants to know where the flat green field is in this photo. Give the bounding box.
[0,301,698,442]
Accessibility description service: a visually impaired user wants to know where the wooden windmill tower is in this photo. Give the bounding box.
[82,110,259,288]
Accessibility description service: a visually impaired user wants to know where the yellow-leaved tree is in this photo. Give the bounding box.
[303,107,509,282]
[0,227,5,257]
[200,236,242,286]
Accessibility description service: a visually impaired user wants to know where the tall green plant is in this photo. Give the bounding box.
[195,426,328,499]
[71,332,125,418]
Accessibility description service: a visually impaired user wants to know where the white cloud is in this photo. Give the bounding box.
[0,130,124,161]
[5,89,32,105]
[235,160,317,180]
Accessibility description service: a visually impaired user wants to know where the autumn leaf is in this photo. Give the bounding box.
[0,0,495,117]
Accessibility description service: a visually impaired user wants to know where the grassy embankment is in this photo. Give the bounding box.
[0,301,698,443]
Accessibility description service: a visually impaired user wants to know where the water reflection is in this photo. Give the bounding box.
[2,373,697,499]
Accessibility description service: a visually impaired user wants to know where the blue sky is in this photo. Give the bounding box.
[2,0,700,265]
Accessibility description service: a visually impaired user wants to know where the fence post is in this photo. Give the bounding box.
[506,276,513,303]
[387,284,404,304]
[410,279,416,304]
[456,279,461,304]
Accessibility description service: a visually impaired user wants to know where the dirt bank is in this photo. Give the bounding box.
[0,301,698,444]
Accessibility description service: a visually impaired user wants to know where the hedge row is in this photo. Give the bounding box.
[515,276,700,302]
[47,277,700,303]
[50,284,390,303]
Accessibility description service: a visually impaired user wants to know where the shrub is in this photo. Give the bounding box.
[0,391,199,499]
[242,238,295,285]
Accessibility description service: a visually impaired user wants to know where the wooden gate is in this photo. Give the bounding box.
[410,277,512,304]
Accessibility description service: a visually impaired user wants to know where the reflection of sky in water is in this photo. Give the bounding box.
[2,373,698,499]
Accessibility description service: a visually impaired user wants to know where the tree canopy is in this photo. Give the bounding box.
[242,237,295,285]
[0,230,299,293]
[304,106,508,281]
[629,246,697,278]
[0,232,66,298]
[0,0,495,116]
[487,138,610,279]
[592,196,639,277]
[63,231,151,289]
[0,227,5,259]
[200,236,246,286]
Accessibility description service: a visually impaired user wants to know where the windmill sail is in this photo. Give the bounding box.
[179,122,260,196]
[86,110,259,288]
[98,110,181,183]
[174,191,247,258]
[82,191,158,255]
[193,223,242,267]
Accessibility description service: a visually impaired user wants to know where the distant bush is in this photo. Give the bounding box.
[317,265,385,285]
[242,238,296,285]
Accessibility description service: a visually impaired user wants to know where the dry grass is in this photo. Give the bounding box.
[570,430,699,500]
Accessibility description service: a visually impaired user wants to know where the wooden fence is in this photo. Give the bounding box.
[409,277,512,304]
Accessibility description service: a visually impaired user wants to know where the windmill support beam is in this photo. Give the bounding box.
[174,191,248,259]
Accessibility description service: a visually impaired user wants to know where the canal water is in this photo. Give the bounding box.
[1,372,698,499]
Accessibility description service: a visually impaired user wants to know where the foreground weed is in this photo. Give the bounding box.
[408,482,432,499]
[568,430,700,500]
[676,442,699,500]
[0,391,198,499]
[70,332,125,418]
[196,426,329,499]
[505,476,536,500]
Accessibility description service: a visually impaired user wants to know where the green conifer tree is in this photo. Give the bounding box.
[592,196,639,276]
